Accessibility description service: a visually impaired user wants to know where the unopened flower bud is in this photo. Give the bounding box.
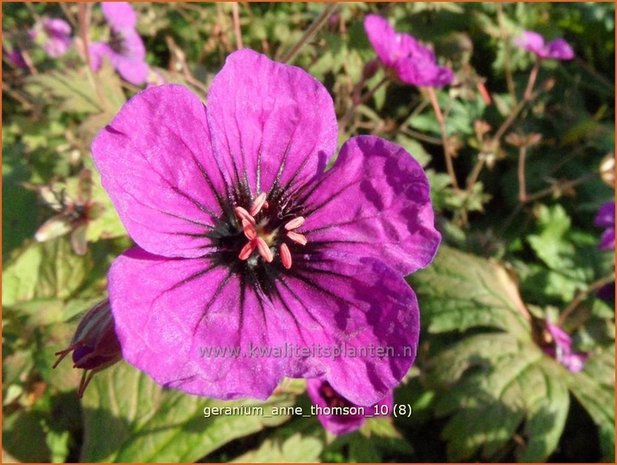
[54,299,121,397]
[505,132,542,148]
[542,78,556,92]
[362,59,380,80]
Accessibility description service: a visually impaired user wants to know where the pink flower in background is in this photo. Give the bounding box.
[594,201,615,303]
[594,201,615,251]
[544,323,588,373]
[89,2,149,85]
[3,45,28,69]
[92,49,440,404]
[307,379,393,435]
[364,14,453,88]
[514,31,574,61]
[30,17,72,58]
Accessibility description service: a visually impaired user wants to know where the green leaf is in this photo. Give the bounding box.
[85,170,127,242]
[515,358,570,462]
[410,245,531,335]
[81,362,298,462]
[232,433,323,462]
[565,359,615,459]
[432,341,569,461]
[26,69,103,114]
[2,238,92,307]
[2,138,39,258]
[2,409,51,462]
[94,59,127,114]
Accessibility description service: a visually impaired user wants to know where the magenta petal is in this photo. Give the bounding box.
[364,14,453,87]
[307,379,393,435]
[104,28,148,84]
[363,14,401,67]
[598,229,615,251]
[302,135,441,276]
[88,42,111,71]
[206,49,338,195]
[39,18,72,58]
[102,2,137,30]
[396,59,454,88]
[595,201,615,250]
[546,38,574,60]
[114,28,146,61]
[112,55,149,85]
[561,352,588,373]
[594,201,614,228]
[92,85,227,258]
[280,252,420,406]
[109,247,419,404]
[546,323,572,350]
[108,247,286,399]
[515,31,546,55]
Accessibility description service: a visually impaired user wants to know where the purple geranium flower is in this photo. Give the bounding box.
[544,323,588,373]
[594,201,615,251]
[514,31,574,61]
[92,49,440,404]
[29,17,72,58]
[363,14,453,88]
[307,379,393,435]
[89,2,148,85]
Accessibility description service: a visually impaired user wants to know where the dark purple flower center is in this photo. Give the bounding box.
[319,382,355,410]
[108,30,127,54]
[203,180,315,294]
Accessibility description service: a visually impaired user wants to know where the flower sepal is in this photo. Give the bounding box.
[54,299,122,397]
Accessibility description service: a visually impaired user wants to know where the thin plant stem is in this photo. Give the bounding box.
[466,156,485,189]
[523,61,540,101]
[231,2,243,50]
[20,49,38,75]
[78,4,106,109]
[25,2,42,22]
[492,62,540,143]
[400,128,442,145]
[559,274,615,326]
[496,3,516,103]
[497,172,600,236]
[426,86,459,190]
[59,2,78,28]
[523,172,599,204]
[517,146,527,202]
[280,3,338,64]
[340,76,388,133]
[2,82,34,111]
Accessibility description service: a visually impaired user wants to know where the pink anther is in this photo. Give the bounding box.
[286,231,307,246]
[279,243,292,269]
[249,192,268,216]
[242,221,257,240]
[255,237,273,262]
[238,241,256,260]
[234,206,256,226]
[284,216,305,230]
